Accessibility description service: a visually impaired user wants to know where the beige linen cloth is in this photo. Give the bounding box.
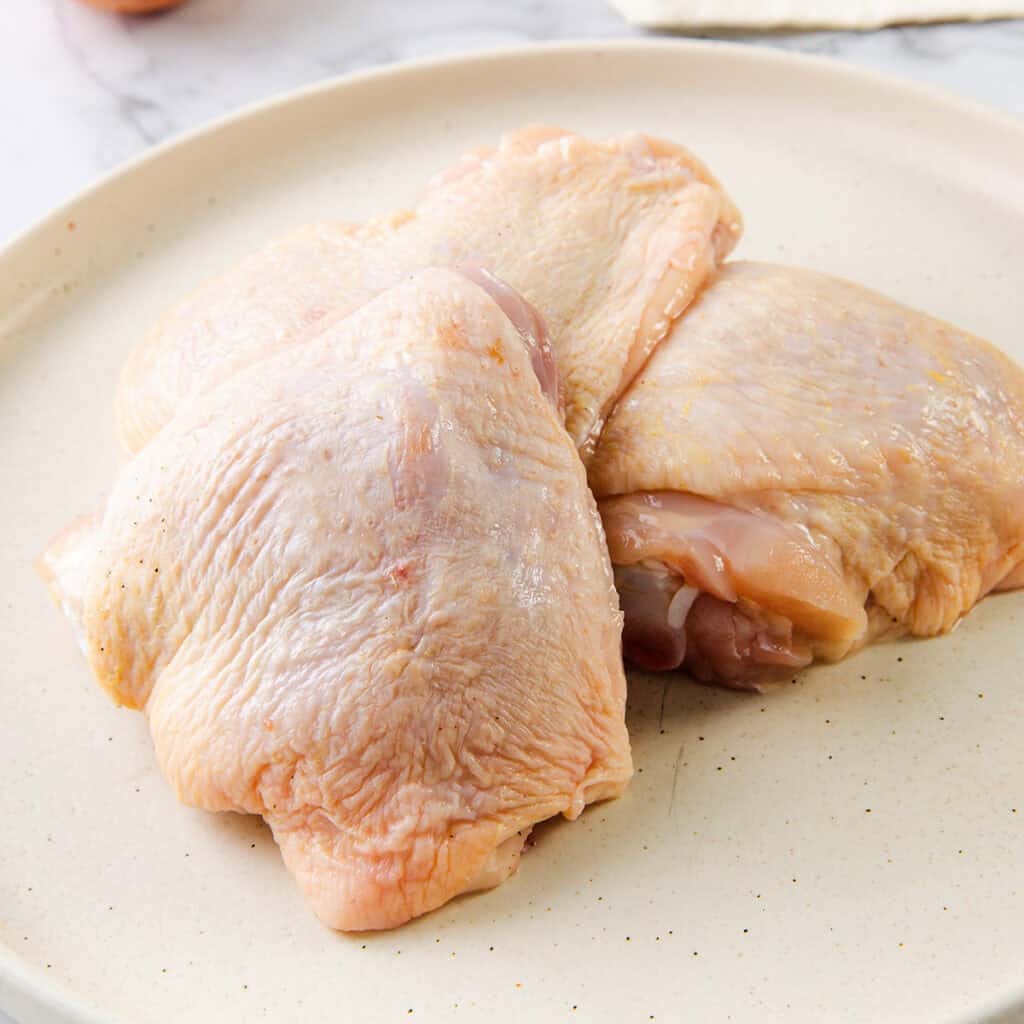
[609,0,1024,28]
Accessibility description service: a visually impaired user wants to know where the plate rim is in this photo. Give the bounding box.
[2,35,1023,264]
[2,36,1023,1024]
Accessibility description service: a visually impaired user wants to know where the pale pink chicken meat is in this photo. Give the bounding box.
[590,261,1024,689]
[115,125,741,457]
[39,269,632,930]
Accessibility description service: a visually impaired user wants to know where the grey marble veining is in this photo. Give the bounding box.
[0,0,1022,243]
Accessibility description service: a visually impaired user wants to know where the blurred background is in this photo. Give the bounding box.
[1,0,1022,243]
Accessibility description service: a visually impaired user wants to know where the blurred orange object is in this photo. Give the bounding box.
[76,0,187,11]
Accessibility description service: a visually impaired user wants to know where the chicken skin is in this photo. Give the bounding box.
[115,125,741,458]
[591,262,1024,688]
[40,270,632,929]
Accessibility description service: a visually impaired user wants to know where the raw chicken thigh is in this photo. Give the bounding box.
[44,109,1022,936]
[39,270,632,930]
[590,262,1024,689]
[116,125,741,457]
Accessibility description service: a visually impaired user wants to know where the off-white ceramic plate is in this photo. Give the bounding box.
[2,40,1022,1024]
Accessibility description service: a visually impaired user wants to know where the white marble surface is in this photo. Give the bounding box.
[1,5,1022,1024]
[0,0,1022,246]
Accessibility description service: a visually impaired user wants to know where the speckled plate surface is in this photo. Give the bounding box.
[2,40,1023,1024]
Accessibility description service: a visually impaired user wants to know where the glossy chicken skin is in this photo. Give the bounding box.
[116,125,741,457]
[591,262,1024,688]
[40,270,632,929]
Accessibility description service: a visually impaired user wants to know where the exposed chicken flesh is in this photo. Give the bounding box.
[591,261,1024,689]
[115,125,741,457]
[39,269,632,930]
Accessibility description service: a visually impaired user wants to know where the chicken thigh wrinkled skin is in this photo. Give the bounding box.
[591,261,1024,689]
[39,269,632,930]
[116,125,742,458]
